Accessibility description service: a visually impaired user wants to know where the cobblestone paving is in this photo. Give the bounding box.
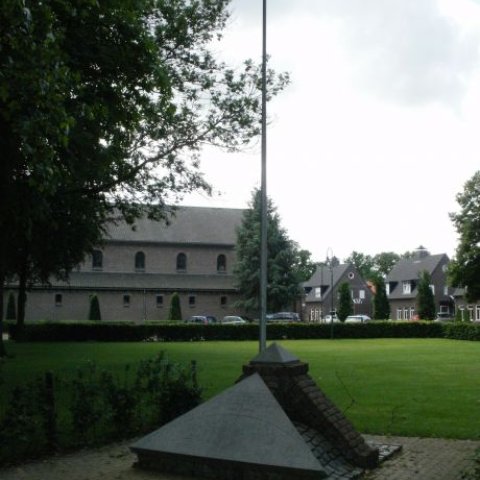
[363,435,480,480]
[1,435,479,480]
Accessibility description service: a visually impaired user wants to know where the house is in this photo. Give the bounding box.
[4,206,247,322]
[302,263,373,322]
[385,247,453,320]
[452,288,480,321]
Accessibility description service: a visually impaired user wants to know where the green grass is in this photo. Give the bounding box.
[1,338,479,439]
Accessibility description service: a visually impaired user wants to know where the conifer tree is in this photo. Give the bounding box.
[416,271,436,320]
[88,295,101,321]
[337,282,353,322]
[372,276,390,320]
[168,292,182,321]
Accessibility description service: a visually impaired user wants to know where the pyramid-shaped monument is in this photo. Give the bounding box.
[131,373,327,479]
[132,343,383,479]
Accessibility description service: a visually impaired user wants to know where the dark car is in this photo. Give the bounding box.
[185,315,217,325]
[266,312,300,322]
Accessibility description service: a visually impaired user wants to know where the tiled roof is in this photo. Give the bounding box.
[303,264,350,302]
[30,271,237,292]
[105,206,245,246]
[386,254,448,282]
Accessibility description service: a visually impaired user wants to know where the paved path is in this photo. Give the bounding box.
[1,435,479,480]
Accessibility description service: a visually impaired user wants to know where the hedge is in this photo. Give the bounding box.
[6,320,480,342]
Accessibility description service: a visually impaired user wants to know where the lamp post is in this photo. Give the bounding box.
[327,247,334,339]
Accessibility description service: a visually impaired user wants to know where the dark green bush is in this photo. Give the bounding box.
[8,320,466,342]
[0,353,201,466]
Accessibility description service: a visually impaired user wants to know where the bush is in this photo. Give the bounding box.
[168,292,182,321]
[88,295,101,321]
[0,353,201,466]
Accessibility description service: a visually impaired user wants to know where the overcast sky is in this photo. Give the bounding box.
[181,0,480,263]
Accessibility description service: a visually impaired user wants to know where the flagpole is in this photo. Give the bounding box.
[259,0,267,352]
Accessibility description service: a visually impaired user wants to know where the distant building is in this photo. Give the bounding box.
[4,206,247,322]
[385,247,453,320]
[302,263,373,321]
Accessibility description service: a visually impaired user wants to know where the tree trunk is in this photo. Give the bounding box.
[17,261,27,332]
[0,269,7,358]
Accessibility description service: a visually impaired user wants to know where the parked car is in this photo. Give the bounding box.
[221,315,247,325]
[324,314,339,323]
[345,315,371,323]
[266,312,300,322]
[434,312,454,322]
[185,315,217,325]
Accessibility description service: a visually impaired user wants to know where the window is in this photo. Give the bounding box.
[92,250,103,270]
[404,307,410,320]
[359,289,365,299]
[188,295,195,306]
[55,293,62,306]
[123,294,130,307]
[135,251,145,271]
[476,305,480,321]
[429,284,435,295]
[396,308,402,320]
[220,296,227,306]
[176,253,187,271]
[156,295,164,308]
[410,307,415,319]
[402,281,411,294]
[443,286,449,296]
[385,283,390,295]
[314,287,321,298]
[217,254,226,273]
[348,272,355,279]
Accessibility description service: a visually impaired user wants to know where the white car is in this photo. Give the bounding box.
[221,315,247,325]
[324,314,339,323]
[345,315,371,323]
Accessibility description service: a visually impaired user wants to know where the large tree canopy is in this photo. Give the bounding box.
[0,0,288,354]
[449,171,480,302]
[234,190,316,314]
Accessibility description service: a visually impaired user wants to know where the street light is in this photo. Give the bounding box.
[326,247,335,339]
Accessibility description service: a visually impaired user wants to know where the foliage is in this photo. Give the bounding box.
[344,251,400,279]
[337,282,353,321]
[456,308,464,322]
[0,0,288,355]
[0,353,201,465]
[372,276,390,320]
[11,319,476,342]
[6,292,16,320]
[234,189,316,313]
[88,295,101,321]
[449,171,480,302]
[168,292,182,321]
[416,270,436,320]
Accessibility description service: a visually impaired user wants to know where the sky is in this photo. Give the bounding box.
[181,0,480,263]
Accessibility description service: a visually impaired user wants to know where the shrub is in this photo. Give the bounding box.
[168,292,182,321]
[88,295,101,321]
[0,353,201,466]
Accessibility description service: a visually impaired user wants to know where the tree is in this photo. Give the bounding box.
[0,1,288,355]
[344,251,374,279]
[6,293,16,321]
[372,252,400,277]
[168,292,182,321]
[88,295,101,321]
[449,171,480,302]
[416,271,436,320]
[234,190,316,314]
[372,276,390,320]
[337,282,353,322]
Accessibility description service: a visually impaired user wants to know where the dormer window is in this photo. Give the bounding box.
[403,281,411,294]
[385,283,390,295]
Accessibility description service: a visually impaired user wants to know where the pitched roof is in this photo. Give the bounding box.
[303,264,351,302]
[386,254,448,282]
[105,206,245,246]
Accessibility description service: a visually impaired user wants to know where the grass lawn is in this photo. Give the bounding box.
[1,338,479,440]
